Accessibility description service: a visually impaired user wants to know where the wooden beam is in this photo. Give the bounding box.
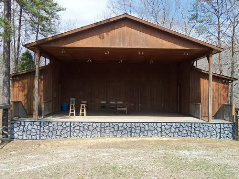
[207,52,213,122]
[34,49,41,120]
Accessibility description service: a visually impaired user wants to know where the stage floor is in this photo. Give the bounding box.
[18,112,231,123]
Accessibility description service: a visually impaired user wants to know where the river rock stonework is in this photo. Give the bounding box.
[101,123,132,137]
[71,122,101,138]
[11,121,40,140]
[11,121,235,140]
[40,122,71,139]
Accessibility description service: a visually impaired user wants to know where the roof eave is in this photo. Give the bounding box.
[193,67,237,81]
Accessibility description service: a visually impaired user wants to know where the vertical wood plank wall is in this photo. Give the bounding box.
[51,61,60,113]
[11,62,230,118]
[11,67,52,115]
[190,70,230,119]
[59,62,178,113]
[178,62,191,115]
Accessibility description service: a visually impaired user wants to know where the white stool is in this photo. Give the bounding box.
[80,104,87,116]
[69,98,76,116]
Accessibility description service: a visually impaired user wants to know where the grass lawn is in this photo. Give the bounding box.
[0,137,239,179]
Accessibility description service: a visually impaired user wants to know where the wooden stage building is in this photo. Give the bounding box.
[11,14,236,122]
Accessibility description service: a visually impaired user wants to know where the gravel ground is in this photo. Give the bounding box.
[1,137,239,179]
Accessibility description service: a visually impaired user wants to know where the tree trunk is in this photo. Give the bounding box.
[15,6,23,73]
[34,50,41,120]
[33,17,40,63]
[217,0,222,74]
[217,32,222,75]
[12,0,17,73]
[2,0,11,105]
[230,18,236,105]
[35,17,40,41]
[2,0,11,139]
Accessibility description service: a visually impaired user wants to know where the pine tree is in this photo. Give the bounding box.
[18,51,34,72]
[11,0,65,72]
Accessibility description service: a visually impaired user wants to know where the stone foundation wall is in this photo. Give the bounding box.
[11,121,235,140]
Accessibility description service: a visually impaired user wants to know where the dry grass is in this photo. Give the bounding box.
[0,137,239,179]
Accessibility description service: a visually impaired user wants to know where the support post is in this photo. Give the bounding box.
[34,49,41,120]
[207,52,213,122]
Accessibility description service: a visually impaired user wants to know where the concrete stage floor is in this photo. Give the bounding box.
[18,112,232,123]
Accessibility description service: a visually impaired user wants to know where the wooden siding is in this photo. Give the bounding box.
[12,71,35,114]
[178,62,191,115]
[190,70,230,119]
[11,62,231,119]
[59,62,178,113]
[11,67,52,115]
[44,19,205,50]
[51,61,60,113]
[39,17,211,64]
[26,14,222,54]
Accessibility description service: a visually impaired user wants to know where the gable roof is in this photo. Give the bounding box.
[25,13,222,54]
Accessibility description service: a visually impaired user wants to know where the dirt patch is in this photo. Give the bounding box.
[0,138,239,179]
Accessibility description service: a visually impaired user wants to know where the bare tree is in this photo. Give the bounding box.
[175,0,196,36]
[108,0,179,30]
[227,0,239,105]
[11,0,23,73]
[189,0,231,74]
[192,0,239,105]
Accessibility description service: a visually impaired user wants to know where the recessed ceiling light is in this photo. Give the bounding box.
[138,51,144,55]
[61,48,65,54]
[184,52,189,56]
